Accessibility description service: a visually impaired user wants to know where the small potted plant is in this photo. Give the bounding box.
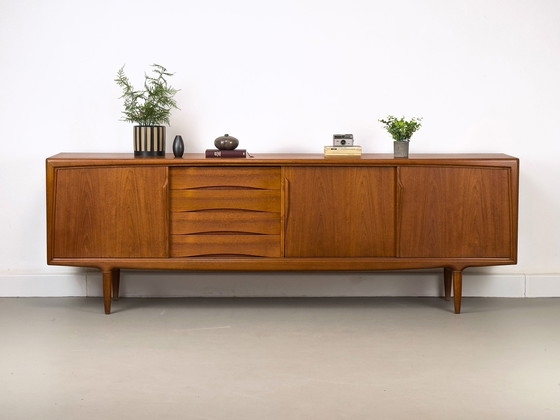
[379,115,422,158]
[115,64,180,157]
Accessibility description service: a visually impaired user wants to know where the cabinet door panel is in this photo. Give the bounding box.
[285,167,396,257]
[53,167,168,258]
[398,167,512,258]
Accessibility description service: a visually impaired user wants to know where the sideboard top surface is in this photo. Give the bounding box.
[47,153,518,167]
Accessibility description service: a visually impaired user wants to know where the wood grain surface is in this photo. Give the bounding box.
[171,234,281,257]
[171,210,280,235]
[398,167,512,258]
[284,167,396,257]
[170,167,281,189]
[170,189,280,212]
[52,167,168,258]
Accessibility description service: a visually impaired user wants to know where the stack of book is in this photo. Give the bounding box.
[205,149,247,158]
[324,145,362,158]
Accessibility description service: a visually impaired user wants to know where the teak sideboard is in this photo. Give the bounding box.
[46,153,519,314]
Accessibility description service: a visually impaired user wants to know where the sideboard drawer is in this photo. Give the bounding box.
[171,167,281,190]
[169,166,282,258]
[171,234,281,257]
[170,189,280,212]
[171,210,280,235]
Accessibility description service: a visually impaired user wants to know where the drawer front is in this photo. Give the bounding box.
[171,167,281,190]
[171,235,281,257]
[171,210,280,235]
[170,190,280,212]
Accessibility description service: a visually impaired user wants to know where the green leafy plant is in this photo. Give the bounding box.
[115,64,180,126]
[379,115,422,142]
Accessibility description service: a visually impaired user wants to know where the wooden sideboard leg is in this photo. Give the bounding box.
[443,268,452,301]
[112,268,121,300]
[452,270,463,314]
[102,270,113,314]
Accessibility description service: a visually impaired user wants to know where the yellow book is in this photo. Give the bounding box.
[324,146,362,157]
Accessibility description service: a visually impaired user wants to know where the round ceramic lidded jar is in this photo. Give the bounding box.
[214,134,239,150]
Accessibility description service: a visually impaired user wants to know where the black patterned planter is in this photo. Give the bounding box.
[134,126,166,157]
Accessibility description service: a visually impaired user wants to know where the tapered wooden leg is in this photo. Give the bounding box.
[112,268,120,300]
[452,270,463,314]
[102,270,113,314]
[443,268,452,301]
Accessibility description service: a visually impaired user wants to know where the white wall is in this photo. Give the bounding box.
[1,0,559,297]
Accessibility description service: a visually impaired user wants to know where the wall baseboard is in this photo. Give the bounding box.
[0,273,87,297]
[1,271,559,297]
[526,274,560,297]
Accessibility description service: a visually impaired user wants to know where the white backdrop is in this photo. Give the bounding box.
[1,0,559,296]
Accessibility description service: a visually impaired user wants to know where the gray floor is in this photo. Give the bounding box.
[1,297,559,419]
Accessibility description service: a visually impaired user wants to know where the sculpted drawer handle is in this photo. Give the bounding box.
[283,178,290,234]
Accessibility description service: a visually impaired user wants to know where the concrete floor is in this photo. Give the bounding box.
[1,297,559,419]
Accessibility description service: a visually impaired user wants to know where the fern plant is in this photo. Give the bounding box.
[115,64,179,126]
[379,115,422,142]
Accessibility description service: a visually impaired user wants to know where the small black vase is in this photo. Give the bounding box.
[173,135,184,158]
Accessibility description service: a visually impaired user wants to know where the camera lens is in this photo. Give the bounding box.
[341,140,346,145]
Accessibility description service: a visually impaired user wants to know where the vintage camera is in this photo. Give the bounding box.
[333,134,354,146]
